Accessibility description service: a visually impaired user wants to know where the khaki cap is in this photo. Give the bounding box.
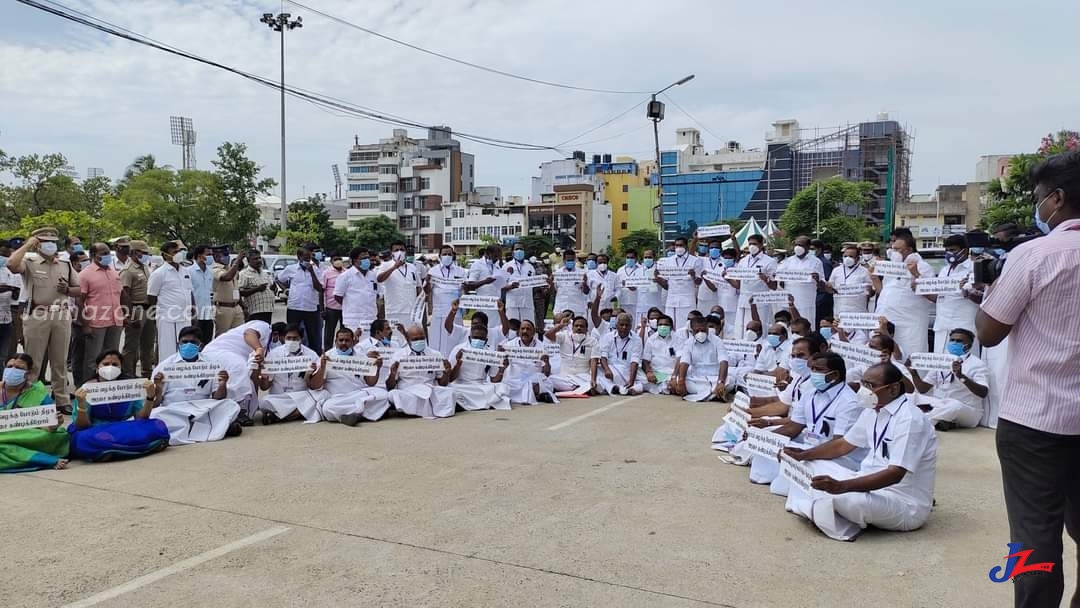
[111,236,132,246]
[130,240,149,251]
[31,227,59,242]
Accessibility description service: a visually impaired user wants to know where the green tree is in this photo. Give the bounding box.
[0,210,122,243]
[0,152,86,221]
[211,142,270,246]
[516,234,555,258]
[348,215,407,253]
[281,195,355,253]
[779,178,877,249]
[116,154,169,194]
[618,229,659,259]
[980,130,1079,230]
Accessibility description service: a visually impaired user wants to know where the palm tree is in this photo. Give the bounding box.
[116,154,173,194]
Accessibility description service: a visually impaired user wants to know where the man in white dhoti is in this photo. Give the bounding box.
[922,235,981,354]
[824,244,874,315]
[655,237,701,330]
[872,230,934,356]
[150,325,243,444]
[732,234,778,335]
[256,324,322,425]
[428,245,467,354]
[551,250,590,322]
[502,243,536,327]
[641,315,679,395]
[376,241,422,336]
[334,246,379,337]
[464,244,508,337]
[386,325,455,418]
[448,325,510,411]
[591,312,643,396]
[200,319,276,426]
[309,326,390,425]
[500,319,556,405]
[545,315,598,394]
[906,328,988,430]
[782,362,938,541]
[671,316,729,402]
[438,301,509,355]
[777,235,826,324]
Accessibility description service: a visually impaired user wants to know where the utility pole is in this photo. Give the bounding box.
[816,182,822,238]
[646,74,695,243]
[261,12,302,232]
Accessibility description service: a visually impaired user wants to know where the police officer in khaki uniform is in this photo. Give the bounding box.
[8,227,79,408]
[119,240,156,378]
[210,245,245,337]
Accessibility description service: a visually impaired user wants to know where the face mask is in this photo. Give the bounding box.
[598,263,609,272]
[648,319,658,330]
[72,244,84,254]
[3,367,27,386]
[674,247,687,257]
[99,254,113,267]
[513,250,525,261]
[607,317,617,329]
[694,331,708,344]
[946,341,967,357]
[1034,192,1059,235]
[860,253,874,262]
[657,325,672,338]
[39,242,58,257]
[177,341,200,360]
[887,249,903,263]
[969,247,984,256]
[856,385,879,408]
[380,337,392,346]
[820,327,834,340]
[744,329,759,342]
[336,348,354,356]
[766,334,782,348]
[789,358,810,378]
[643,258,655,268]
[359,259,371,271]
[708,327,718,336]
[991,248,1006,257]
[139,254,151,266]
[586,260,598,270]
[409,339,427,353]
[441,255,453,266]
[0,256,7,269]
[721,258,735,268]
[284,339,302,353]
[392,250,405,261]
[98,365,122,381]
[80,260,91,270]
[810,371,833,391]
[945,253,958,265]
[665,250,675,258]
[470,338,487,349]
[748,244,761,256]
[174,250,189,263]
[565,260,576,270]
[314,252,324,262]
[697,245,708,254]
[709,248,721,259]
[823,253,832,261]
[405,255,415,264]
[506,330,518,340]
[794,245,807,257]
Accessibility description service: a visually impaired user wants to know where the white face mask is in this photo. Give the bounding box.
[647,319,658,330]
[597,263,608,272]
[674,247,687,257]
[887,249,903,263]
[39,242,59,257]
[856,385,879,408]
[744,329,759,342]
[284,339,301,353]
[440,255,453,266]
[860,253,874,263]
[748,244,761,256]
[793,245,807,257]
[392,250,405,261]
[172,250,188,263]
[842,256,857,268]
[98,365,122,381]
[694,331,708,343]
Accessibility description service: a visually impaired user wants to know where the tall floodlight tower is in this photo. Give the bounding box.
[169,116,197,170]
[331,164,342,199]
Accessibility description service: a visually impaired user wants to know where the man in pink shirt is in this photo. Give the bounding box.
[322,255,345,349]
[977,150,1080,608]
[77,242,124,385]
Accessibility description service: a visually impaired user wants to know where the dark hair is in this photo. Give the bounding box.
[722,248,737,257]
[810,239,825,249]
[563,249,576,258]
[689,316,708,327]
[748,234,764,245]
[806,332,829,353]
[507,318,522,330]
[192,244,211,257]
[950,328,976,343]
[658,315,674,325]
[370,319,389,335]
[791,337,813,352]
[774,310,792,323]
[890,227,914,240]
[893,232,917,250]
[599,308,613,316]
[869,333,896,353]
[471,311,489,326]
[790,318,811,333]
[518,319,534,330]
[572,315,588,325]
[874,361,905,386]
[390,240,406,249]
[161,241,179,254]
[624,248,637,256]
[282,324,303,338]
[1030,151,1080,208]
[349,247,368,260]
[943,234,967,248]
[470,325,489,337]
[335,327,355,339]
[178,325,203,342]
[270,322,288,335]
[811,351,846,379]
[8,353,34,370]
[94,349,124,365]
[673,236,688,245]
[688,310,704,319]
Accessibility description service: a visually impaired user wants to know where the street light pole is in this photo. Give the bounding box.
[261,12,302,232]
[646,74,695,244]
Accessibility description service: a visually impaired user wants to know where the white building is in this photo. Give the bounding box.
[530,153,610,252]
[673,127,767,173]
[443,187,526,256]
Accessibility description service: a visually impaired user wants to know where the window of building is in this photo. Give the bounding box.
[379,166,398,175]
[349,183,379,192]
[622,184,629,192]
[380,202,396,213]
[379,183,397,194]
[420,216,431,228]
[420,178,431,190]
[621,203,628,211]
[944,215,963,225]
[349,165,376,173]
[381,151,396,158]
[445,232,452,242]
[445,217,451,227]
[620,222,628,230]
[403,197,413,210]
[349,151,379,162]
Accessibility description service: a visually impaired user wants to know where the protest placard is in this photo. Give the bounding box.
[831,341,880,368]
[410,296,427,323]
[327,356,378,376]
[696,224,731,238]
[658,267,694,280]
[723,405,751,434]
[702,270,728,284]
[746,427,790,459]
[160,361,221,382]
[721,340,759,357]
[373,346,398,360]
[776,269,813,283]
[82,379,147,405]
[838,312,881,330]
[751,291,793,306]
[724,267,764,281]
[733,391,751,410]
[871,261,912,279]
[835,283,870,296]
[0,404,57,433]
[459,294,501,309]
[915,277,963,295]
[780,452,815,495]
[397,355,446,373]
[745,373,777,393]
[553,270,586,285]
[908,352,958,372]
[504,346,545,361]
[510,274,550,289]
[623,276,657,288]
[461,348,508,366]
[261,355,314,375]
[429,275,464,289]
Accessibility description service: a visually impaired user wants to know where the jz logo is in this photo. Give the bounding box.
[989,543,1055,582]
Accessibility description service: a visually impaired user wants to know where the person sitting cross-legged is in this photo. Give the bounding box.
[500,319,557,405]
[0,354,70,472]
[641,314,679,395]
[670,315,729,402]
[309,326,391,426]
[546,314,598,394]
[256,323,323,425]
[448,324,511,411]
[905,328,988,431]
[386,325,455,419]
[591,312,643,396]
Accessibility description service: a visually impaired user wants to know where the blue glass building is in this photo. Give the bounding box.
[659,151,763,241]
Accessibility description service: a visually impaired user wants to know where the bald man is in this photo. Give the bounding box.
[386,325,454,418]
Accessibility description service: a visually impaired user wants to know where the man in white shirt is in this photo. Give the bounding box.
[699,244,740,338]
[587,253,619,309]
[783,362,938,541]
[464,245,508,337]
[633,249,664,321]
[923,235,981,353]
[591,312,643,395]
[655,237,700,330]
[906,328,988,430]
[641,315,679,394]
[255,323,322,425]
[671,316,730,402]
[448,324,511,411]
[377,241,422,338]
[309,326,391,425]
[551,250,590,323]
[500,319,556,405]
[825,244,874,314]
[616,249,644,318]
[386,325,454,418]
[429,245,467,354]
[778,235,826,323]
[277,245,325,353]
[502,243,537,327]
[753,322,792,377]
[731,234,778,335]
[545,315,597,393]
[334,247,379,337]
[873,230,934,356]
[147,240,194,363]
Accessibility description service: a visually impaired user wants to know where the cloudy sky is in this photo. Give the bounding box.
[2,0,1077,203]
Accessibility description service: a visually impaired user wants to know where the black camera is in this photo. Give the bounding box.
[965,230,1041,284]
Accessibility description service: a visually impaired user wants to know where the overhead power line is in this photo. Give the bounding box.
[286,0,654,96]
[661,93,725,143]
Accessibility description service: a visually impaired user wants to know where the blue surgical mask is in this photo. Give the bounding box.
[697,245,708,254]
[359,259,371,271]
[946,341,967,357]
[99,254,113,267]
[969,247,984,255]
[810,371,832,391]
[470,338,486,349]
[665,250,675,258]
[789,357,810,377]
[178,342,200,361]
[314,252,324,262]
[991,248,1006,258]
[624,258,636,268]
[565,260,576,270]
[514,250,525,261]
[722,258,735,268]
[1034,192,1059,235]
[607,317,616,329]
[820,327,833,341]
[72,244,84,254]
[139,254,152,266]
[708,248,721,259]
[0,256,7,269]
[766,334,782,348]
[410,339,427,353]
[380,336,392,346]
[336,348,354,356]
[2,367,27,386]
[643,258,655,268]
[586,260,598,270]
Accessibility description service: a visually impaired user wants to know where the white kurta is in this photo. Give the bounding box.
[448,343,510,411]
[932,260,979,353]
[467,257,507,336]
[829,263,873,313]
[593,332,643,395]
[734,253,778,333]
[642,332,679,394]
[150,352,240,444]
[917,353,988,428]
[319,352,391,423]
[550,330,596,392]
[501,336,556,404]
[875,253,933,356]
[259,344,322,422]
[660,254,701,329]
[778,253,824,322]
[552,268,589,320]
[429,263,467,354]
[388,346,454,418]
[677,335,730,402]
[333,268,379,333]
[503,259,537,324]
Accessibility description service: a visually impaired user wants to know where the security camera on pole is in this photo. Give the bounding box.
[260,12,303,232]
[647,74,695,243]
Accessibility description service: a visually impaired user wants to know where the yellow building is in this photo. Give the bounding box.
[587,155,648,246]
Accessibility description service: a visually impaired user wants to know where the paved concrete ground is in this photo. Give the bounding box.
[4,395,1073,607]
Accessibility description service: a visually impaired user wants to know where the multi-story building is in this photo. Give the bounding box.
[530,153,610,253]
[896,185,969,248]
[443,187,526,257]
[584,154,648,245]
[627,186,659,239]
[345,126,474,252]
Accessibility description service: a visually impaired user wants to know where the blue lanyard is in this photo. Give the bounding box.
[811,386,843,427]
[873,398,905,455]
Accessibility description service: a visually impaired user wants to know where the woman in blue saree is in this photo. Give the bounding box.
[0,354,69,472]
[69,350,169,462]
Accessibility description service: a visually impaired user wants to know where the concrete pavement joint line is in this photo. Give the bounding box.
[60,526,290,608]
[546,395,640,430]
[30,475,734,608]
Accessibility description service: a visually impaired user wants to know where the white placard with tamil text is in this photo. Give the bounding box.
[696,224,731,238]
[553,270,586,285]
[723,267,762,281]
[459,294,501,309]
[261,356,314,375]
[776,269,813,283]
[327,356,377,376]
[871,261,912,279]
[429,275,464,289]
[733,391,751,410]
[461,348,508,366]
[751,291,792,306]
[723,404,751,434]
[915,277,963,295]
[397,355,446,373]
[703,269,728,284]
[745,373,777,393]
[82,379,147,405]
[160,361,222,382]
[510,274,550,289]
[623,276,656,288]
[721,340,759,357]
[836,283,870,296]
[0,404,57,432]
[838,312,880,330]
[831,341,880,368]
[746,427,791,459]
[372,346,398,360]
[908,352,958,372]
[657,267,695,280]
[780,452,816,495]
[504,346,545,362]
